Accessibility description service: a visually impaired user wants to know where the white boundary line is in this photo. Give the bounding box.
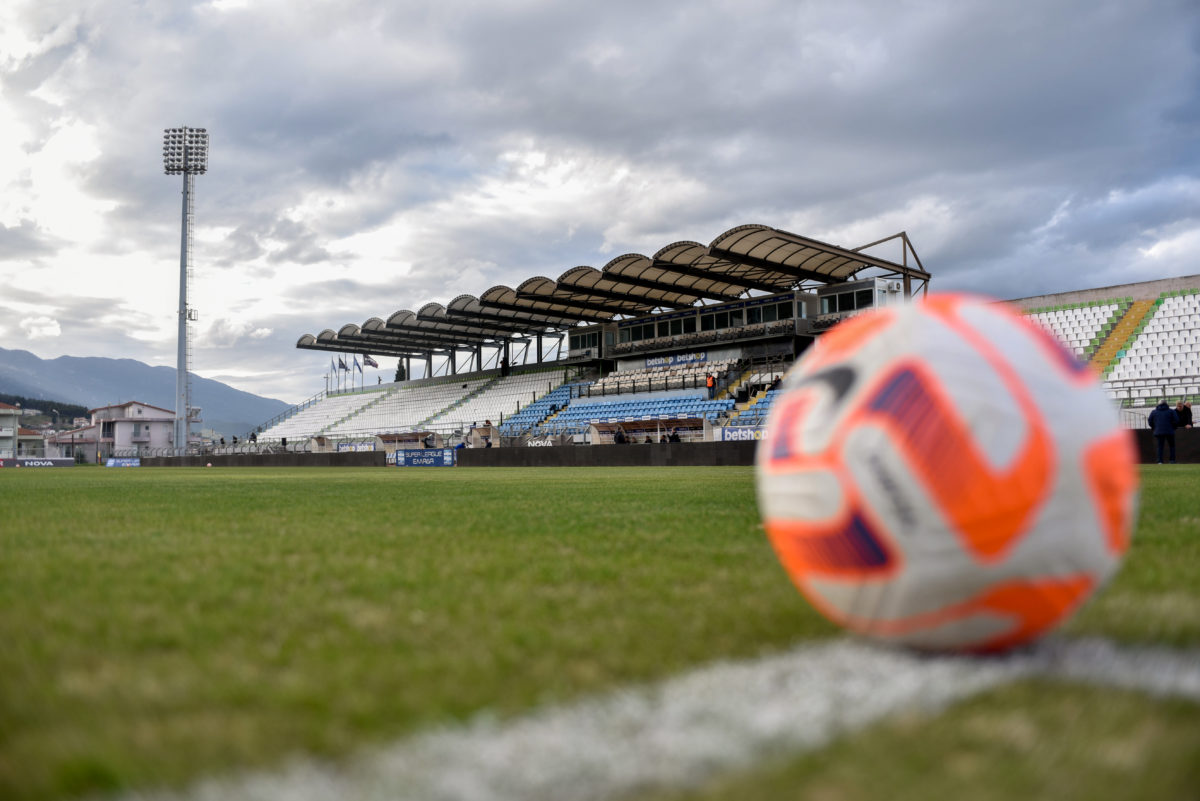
[110,638,1200,801]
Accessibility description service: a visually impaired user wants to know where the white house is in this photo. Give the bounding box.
[0,402,43,457]
[45,401,177,461]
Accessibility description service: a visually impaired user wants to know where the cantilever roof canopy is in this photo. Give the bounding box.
[297,223,930,357]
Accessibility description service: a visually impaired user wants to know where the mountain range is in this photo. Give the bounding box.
[0,346,292,437]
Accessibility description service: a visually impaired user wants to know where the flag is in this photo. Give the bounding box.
[338,357,348,371]
[353,356,362,373]
[331,358,336,373]
[363,355,379,368]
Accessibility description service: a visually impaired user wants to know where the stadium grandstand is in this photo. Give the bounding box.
[229,221,1198,458]
[266,224,929,453]
[1007,274,1200,428]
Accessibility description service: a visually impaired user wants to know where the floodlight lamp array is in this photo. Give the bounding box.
[162,127,209,174]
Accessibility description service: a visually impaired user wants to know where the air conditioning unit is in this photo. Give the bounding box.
[887,281,903,293]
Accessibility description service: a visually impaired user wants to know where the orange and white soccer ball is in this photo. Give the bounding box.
[756,294,1139,653]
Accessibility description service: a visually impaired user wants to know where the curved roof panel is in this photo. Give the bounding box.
[605,252,745,302]
[417,302,447,318]
[296,327,424,358]
[517,275,661,317]
[654,239,798,294]
[709,224,930,283]
[447,293,581,329]
[387,310,418,327]
[419,300,531,336]
[481,284,612,324]
[557,264,701,309]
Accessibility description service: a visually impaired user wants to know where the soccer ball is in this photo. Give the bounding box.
[756,294,1139,652]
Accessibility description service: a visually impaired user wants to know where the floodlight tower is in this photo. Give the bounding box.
[163,127,209,454]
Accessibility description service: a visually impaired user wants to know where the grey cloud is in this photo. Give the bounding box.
[0,220,58,261]
[1037,183,1200,253]
[282,277,382,308]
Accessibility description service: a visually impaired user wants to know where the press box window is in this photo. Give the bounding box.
[701,314,715,331]
[571,332,600,350]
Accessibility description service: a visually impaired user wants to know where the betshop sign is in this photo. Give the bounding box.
[645,352,708,369]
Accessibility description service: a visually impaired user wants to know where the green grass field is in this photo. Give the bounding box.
[1,465,1197,800]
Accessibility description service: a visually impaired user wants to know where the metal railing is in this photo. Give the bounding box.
[579,362,742,400]
[252,388,328,436]
[608,319,797,357]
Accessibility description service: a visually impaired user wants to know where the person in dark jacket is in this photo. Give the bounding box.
[1175,401,1193,429]
[1148,401,1180,464]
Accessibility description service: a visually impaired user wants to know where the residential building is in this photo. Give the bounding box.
[45,401,177,461]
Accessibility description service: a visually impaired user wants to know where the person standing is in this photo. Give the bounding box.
[1175,400,1193,429]
[705,373,715,399]
[1148,401,1180,464]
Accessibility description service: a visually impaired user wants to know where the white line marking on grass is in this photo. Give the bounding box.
[111,638,1200,801]
[1029,637,1200,701]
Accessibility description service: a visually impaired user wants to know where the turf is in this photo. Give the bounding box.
[1064,465,1200,646]
[639,681,1200,801]
[0,464,1196,800]
[0,467,825,799]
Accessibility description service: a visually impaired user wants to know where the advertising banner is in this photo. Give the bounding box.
[719,427,767,442]
[394,448,456,466]
[336,442,377,452]
[105,458,142,468]
[0,458,76,468]
[645,352,707,369]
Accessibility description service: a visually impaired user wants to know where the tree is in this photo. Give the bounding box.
[395,361,406,382]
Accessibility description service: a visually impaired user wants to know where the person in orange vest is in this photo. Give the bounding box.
[705,373,715,399]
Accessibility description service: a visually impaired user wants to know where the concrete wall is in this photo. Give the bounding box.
[1006,274,1200,311]
[142,451,387,467]
[141,431,1195,466]
[457,441,756,467]
[1133,428,1200,464]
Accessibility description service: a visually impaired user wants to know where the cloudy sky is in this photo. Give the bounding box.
[2,0,1198,403]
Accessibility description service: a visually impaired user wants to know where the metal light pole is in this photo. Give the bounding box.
[163,127,209,455]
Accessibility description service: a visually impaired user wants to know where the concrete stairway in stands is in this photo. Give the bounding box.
[1092,299,1155,373]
